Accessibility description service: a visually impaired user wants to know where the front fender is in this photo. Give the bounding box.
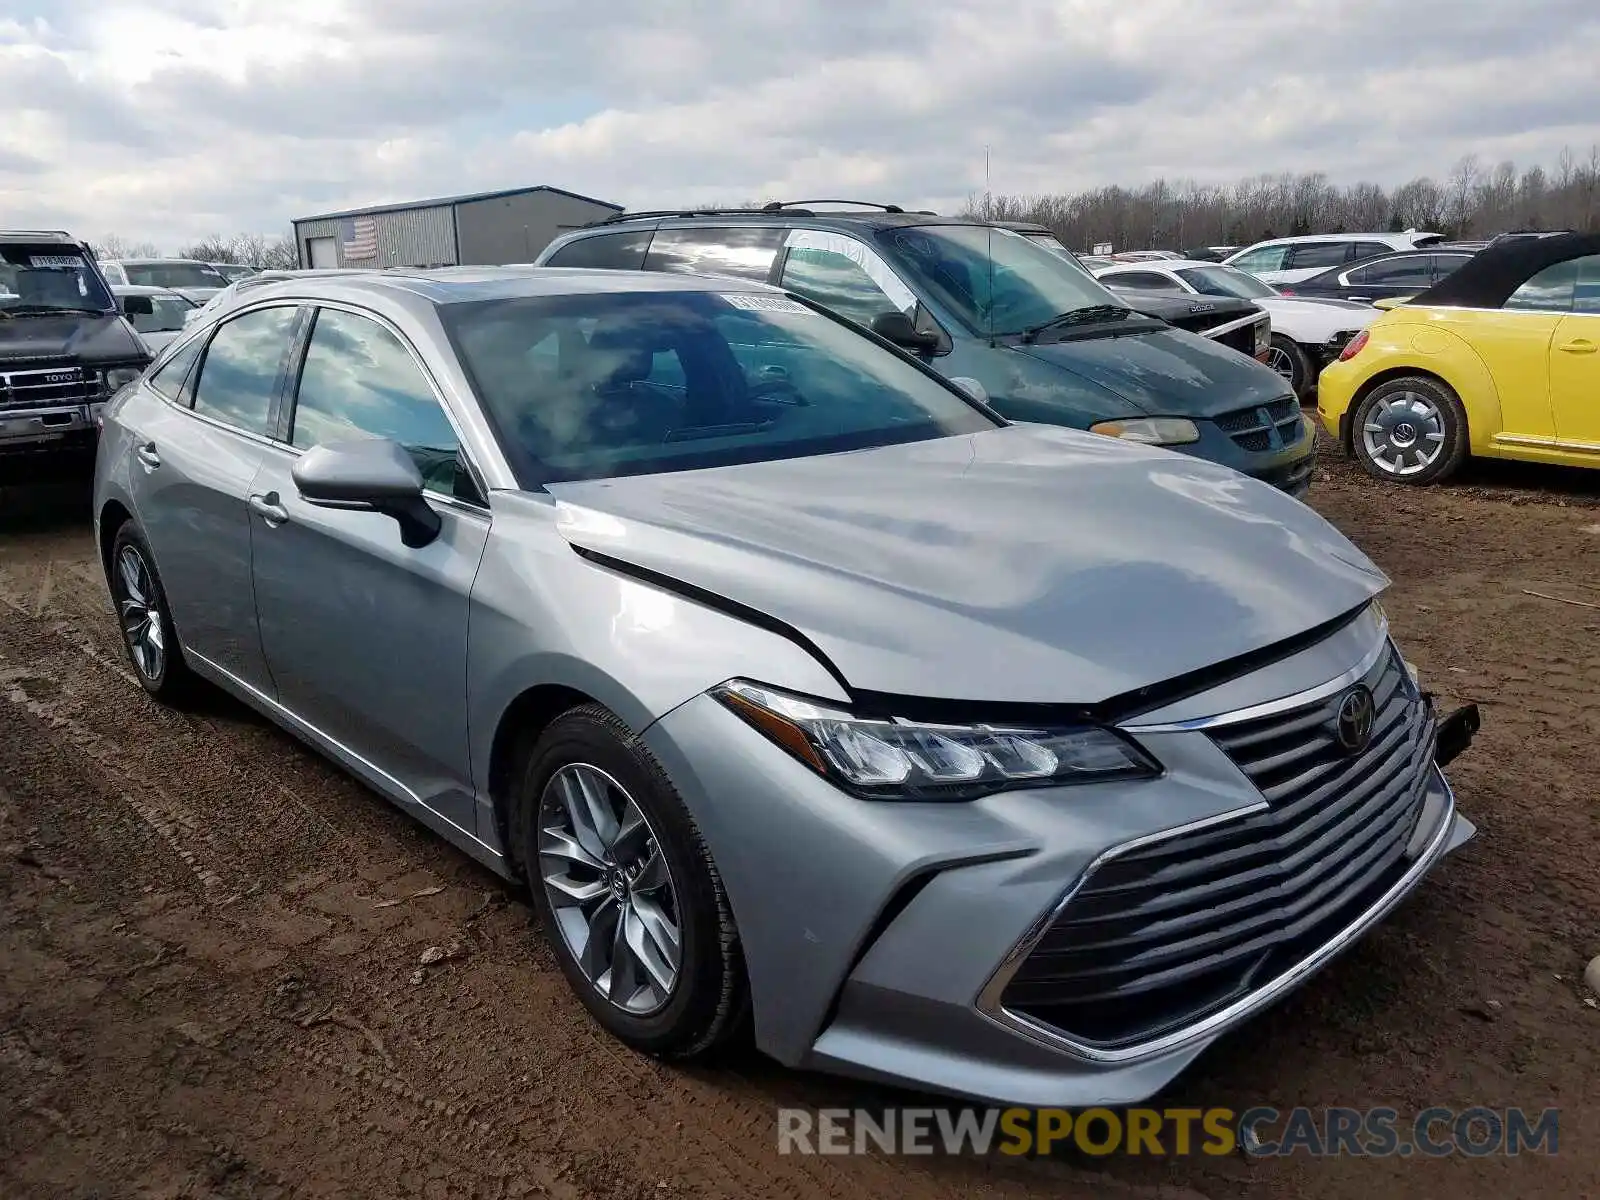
[1326,320,1503,455]
[466,491,850,845]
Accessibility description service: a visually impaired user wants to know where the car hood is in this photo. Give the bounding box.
[1258,296,1377,340]
[1007,325,1290,418]
[546,424,1386,705]
[0,311,147,365]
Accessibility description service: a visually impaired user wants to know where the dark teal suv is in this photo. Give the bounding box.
[535,204,1315,495]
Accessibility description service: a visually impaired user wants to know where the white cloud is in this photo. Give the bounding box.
[0,0,1596,249]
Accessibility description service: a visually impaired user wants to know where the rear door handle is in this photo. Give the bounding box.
[135,441,161,470]
[248,492,289,526]
[1557,338,1597,354]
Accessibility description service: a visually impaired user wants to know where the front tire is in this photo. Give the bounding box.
[108,522,196,702]
[514,704,747,1059]
[1267,334,1314,399]
[1351,375,1469,485]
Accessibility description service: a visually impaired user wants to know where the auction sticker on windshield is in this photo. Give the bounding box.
[720,294,809,314]
[29,255,86,267]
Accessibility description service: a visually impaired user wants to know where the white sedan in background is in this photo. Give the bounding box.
[1093,259,1378,399]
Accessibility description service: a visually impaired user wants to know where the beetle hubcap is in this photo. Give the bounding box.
[115,546,164,680]
[1361,392,1446,475]
[538,764,682,1015]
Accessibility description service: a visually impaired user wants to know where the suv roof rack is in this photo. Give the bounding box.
[589,200,938,228]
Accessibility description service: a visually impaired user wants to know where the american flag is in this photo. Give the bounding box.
[339,215,379,260]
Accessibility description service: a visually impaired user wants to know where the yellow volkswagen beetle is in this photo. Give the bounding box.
[1318,233,1600,484]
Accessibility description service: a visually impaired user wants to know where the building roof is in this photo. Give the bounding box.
[293,185,624,225]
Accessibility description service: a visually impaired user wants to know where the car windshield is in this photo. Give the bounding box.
[122,262,227,289]
[1175,265,1278,300]
[0,245,116,314]
[879,224,1121,336]
[120,292,196,333]
[212,264,255,282]
[442,290,999,487]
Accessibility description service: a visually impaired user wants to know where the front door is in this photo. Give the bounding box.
[127,307,301,690]
[248,305,490,833]
[1549,255,1600,450]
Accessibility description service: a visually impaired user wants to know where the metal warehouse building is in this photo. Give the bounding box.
[291,185,623,270]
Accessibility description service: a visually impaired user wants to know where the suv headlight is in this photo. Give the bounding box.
[100,365,143,392]
[711,680,1160,801]
[1089,417,1200,446]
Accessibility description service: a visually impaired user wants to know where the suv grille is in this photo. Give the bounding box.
[0,361,99,412]
[1214,396,1304,453]
[999,644,1435,1049]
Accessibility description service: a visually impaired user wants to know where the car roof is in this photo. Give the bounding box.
[574,206,1000,235]
[1097,259,1222,273]
[1405,231,1600,309]
[1234,232,1437,249]
[109,257,217,267]
[211,265,783,312]
[111,284,187,296]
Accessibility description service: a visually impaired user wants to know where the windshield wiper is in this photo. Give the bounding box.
[0,304,115,318]
[1018,304,1140,344]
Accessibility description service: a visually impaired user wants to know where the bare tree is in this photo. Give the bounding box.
[91,234,162,259]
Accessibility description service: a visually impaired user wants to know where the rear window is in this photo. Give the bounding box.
[441,290,996,487]
[543,231,651,271]
[123,262,227,289]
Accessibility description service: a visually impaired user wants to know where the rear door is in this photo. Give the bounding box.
[1341,254,1435,302]
[127,306,301,691]
[1549,255,1600,448]
[247,304,490,834]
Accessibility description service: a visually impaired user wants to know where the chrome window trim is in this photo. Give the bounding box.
[973,765,1458,1065]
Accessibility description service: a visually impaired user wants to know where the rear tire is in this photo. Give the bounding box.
[1351,375,1469,486]
[514,704,748,1059]
[1268,334,1314,400]
[108,522,197,703]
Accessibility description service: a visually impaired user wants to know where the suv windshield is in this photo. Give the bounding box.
[1175,265,1278,300]
[879,225,1123,336]
[0,244,116,314]
[122,261,227,289]
[442,290,998,486]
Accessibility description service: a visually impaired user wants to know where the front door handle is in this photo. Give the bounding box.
[135,441,161,470]
[1557,338,1597,354]
[248,492,289,526]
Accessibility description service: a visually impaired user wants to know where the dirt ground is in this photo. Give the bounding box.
[2,443,1597,1200]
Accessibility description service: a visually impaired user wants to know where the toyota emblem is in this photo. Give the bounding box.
[1334,685,1376,753]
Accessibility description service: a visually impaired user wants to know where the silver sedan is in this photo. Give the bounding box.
[92,267,1478,1105]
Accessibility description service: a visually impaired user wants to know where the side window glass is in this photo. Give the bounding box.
[644,227,787,281]
[1285,242,1348,270]
[1351,242,1393,261]
[147,336,205,406]
[1108,272,1172,290]
[1351,256,1432,286]
[290,308,464,496]
[1570,255,1600,315]
[1232,246,1287,274]
[190,307,298,434]
[1505,260,1579,312]
[544,231,651,270]
[780,247,904,328]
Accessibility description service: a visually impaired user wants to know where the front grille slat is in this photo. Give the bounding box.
[0,362,98,411]
[1001,641,1437,1048]
[1213,393,1305,456]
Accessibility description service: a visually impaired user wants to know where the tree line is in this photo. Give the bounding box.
[89,231,299,269]
[962,146,1600,252]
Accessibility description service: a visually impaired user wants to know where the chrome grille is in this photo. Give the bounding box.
[1000,643,1435,1048]
[0,361,98,412]
[1213,396,1305,453]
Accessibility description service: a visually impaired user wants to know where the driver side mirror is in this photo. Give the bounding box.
[291,437,442,548]
[121,294,155,316]
[870,311,941,354]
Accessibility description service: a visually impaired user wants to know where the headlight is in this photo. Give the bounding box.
[100,366,143,392]
[1254,318,1271,355]
[711,680,1160,801]
[1089,417,1200,446]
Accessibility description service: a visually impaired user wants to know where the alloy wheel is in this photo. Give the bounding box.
[538,763,682,1015]
[1265,343,1296,385]
[1361,391,1447,476]
[115,545,165,680]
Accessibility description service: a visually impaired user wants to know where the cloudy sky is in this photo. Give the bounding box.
[3,0,1598,250]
